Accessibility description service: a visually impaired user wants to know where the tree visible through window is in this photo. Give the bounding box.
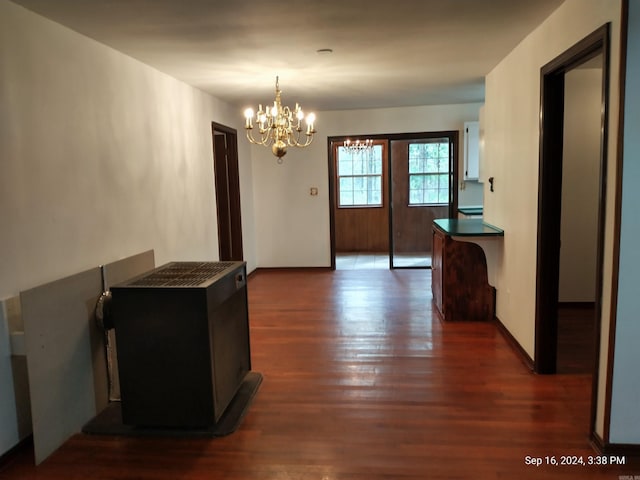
[408,141,450,205]
[337,144,383,207]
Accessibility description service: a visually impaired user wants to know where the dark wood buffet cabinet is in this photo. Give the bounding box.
[432,219,504,322]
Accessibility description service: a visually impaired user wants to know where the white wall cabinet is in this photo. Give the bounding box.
[464,121,480,181]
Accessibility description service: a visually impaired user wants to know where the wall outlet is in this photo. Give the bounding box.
[310,187,318,196]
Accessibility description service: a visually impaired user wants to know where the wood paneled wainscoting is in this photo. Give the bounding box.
[334,205,389,252]
[1,269,638,479]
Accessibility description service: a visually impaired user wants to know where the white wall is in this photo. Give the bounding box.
[459,181,484,207]
[610,0,640,444]
[0,0,256,454]
[483,0,622,440]
[559,66,602,303]
[251,103,481,267]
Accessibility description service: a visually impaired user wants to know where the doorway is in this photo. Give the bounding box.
[328,132,458,270]
[556,54,604,375]
[212,122,243,261]
[535,24,610,432]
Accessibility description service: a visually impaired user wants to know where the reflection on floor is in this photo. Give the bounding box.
[336,252,431,270]
[336,252,388,270]
[393,253,431,268]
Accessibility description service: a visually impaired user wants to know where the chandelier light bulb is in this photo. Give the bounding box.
[243,108,254,129]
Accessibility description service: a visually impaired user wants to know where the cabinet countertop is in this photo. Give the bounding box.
[457,206,483,216]
[433,218,504,237]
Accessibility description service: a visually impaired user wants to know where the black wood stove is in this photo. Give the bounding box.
[109,261,251,429]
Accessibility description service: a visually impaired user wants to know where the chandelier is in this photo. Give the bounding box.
[243,77,316,162]
[343,138,373,153]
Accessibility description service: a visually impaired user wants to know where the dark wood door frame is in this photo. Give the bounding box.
[212,122,243,261]
[536,23,610,442]
[536,24,610,373]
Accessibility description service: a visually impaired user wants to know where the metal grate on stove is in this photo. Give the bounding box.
[129,262,237,287]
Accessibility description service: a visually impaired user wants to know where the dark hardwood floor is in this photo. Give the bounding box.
[557,303,597,374]
[1,269,638,479]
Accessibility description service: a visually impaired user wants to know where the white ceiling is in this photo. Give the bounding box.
[10,0,564,112]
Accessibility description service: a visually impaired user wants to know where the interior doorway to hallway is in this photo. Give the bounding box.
[535,25,609,441]
[212,122,243,261]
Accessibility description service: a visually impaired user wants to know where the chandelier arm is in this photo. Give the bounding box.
[288,129,305,147]
[286,129,299,147]
[298,135,314,148]
[246,127,275,146]
[263,127,274,144]
[245,129,259,145]
[286,130,314,148]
